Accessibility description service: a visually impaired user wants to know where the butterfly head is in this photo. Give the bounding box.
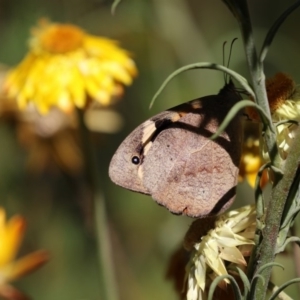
[109,122,152,195]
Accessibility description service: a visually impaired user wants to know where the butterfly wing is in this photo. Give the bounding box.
[109,108,186,194]
[141,93,242,217]
[109,82,243,217]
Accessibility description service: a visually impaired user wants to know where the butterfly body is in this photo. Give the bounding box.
[109,82,243,217]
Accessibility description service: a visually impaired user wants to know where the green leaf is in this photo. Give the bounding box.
[277,152,300,253]
[276,236,300,254]
[250,274,265,295]
[256,262,284,275]
[281,207,300,230]
[250,262,284,294]
[254,163,271,220]
[149,62,254,109]
[208,274,242,300]
[275,120,299,127]
[260,1,300,62]
[281,168,300,224]
[111,0,122,14]
[269,278,300,300]
[210,100,273,140]
[236,267,250,298]
[221,0,250,24]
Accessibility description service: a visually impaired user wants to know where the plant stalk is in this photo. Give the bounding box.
[221,1,297,299]
[77,109,118,300]
[254,127,300,298]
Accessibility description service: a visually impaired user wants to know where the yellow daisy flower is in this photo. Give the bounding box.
[3,19,137,114]
[0,207,49,299]
[185,205,256,300]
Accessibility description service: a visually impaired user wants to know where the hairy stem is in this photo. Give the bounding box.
[255,127,300,298]
[221,1,293,299]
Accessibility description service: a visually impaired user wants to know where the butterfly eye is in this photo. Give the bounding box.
[131,156,140,165]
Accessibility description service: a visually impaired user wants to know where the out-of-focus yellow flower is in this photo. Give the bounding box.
[239,137,268,188]
[0,207,49,300]
[3,19,137,114]
[0,88,82,174]
[0,65,123,175]
[185,205,256,300]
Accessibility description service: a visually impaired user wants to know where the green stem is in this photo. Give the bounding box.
[77,109,118,300]
[222,0,279,165]
[221,1,293,299]
[254,127,300,298]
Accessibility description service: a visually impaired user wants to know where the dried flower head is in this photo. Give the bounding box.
[185,205,255,300]
[0,207,49,300]
[246,73,300,160]
[262,73,300,160]
[3,19,137,114]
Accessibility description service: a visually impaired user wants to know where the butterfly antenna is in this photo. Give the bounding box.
[222,41,227,83]
[227,38,238,68]
[236,87,249,97]
[223,38,238,85]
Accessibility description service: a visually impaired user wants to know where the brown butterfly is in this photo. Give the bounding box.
[109,81,243,218]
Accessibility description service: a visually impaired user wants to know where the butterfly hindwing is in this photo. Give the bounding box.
[109,82,243,218]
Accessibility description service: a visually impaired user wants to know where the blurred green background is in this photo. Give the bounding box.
[0,0,300,299]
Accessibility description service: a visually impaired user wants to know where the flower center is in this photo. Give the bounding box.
[40,24,84,53]
[266,72,296,112]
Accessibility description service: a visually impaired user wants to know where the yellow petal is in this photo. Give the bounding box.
[2,250,49,282]
[0,216,26,267]
[0,208,5,229]
[0,283,29,300]
[3,20,137,114]
[219,246,247,265]
[102,62,133,85]
[194,255,206,291]
[68,69,85,108]
[187,273,199,300]
[203,242,227,276]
